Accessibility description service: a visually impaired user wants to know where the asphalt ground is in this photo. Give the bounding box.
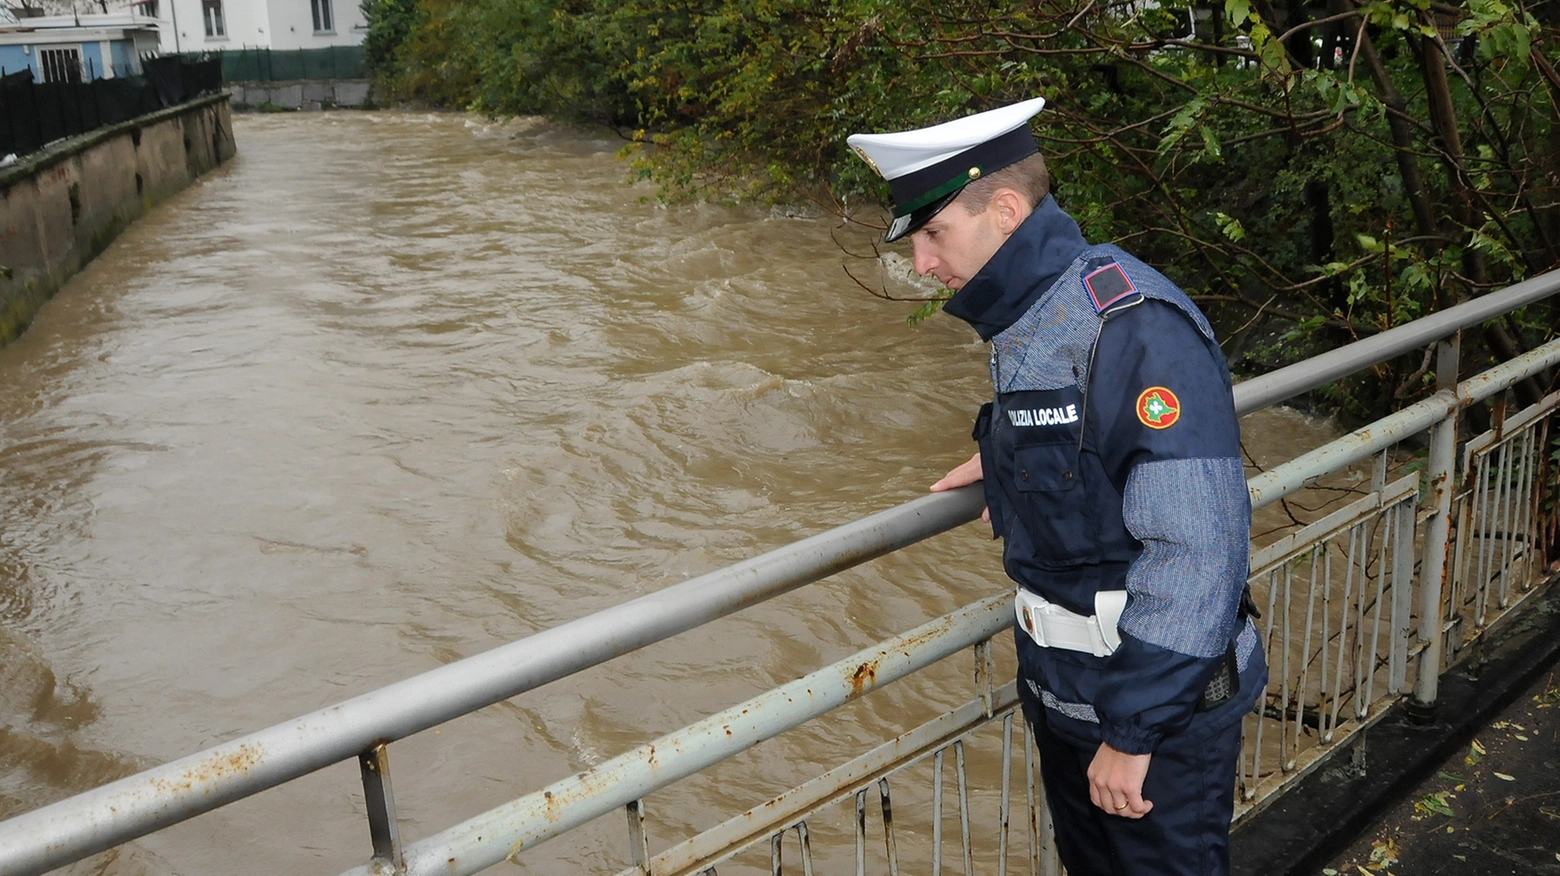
[1316,664,1560,876]
[1232,579,1560,876]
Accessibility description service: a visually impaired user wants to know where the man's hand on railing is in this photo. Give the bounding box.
[930,451,989,522]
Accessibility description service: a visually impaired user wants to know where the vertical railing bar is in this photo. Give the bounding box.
[1260,561,1285,779]
[796,822,814,876]
[1321,537,1338,741]
[1390,499,1415,693]
[932,748,944,876]
[1474,453,1493,628]
[854,790,867,876]
[956,740,972,876]
[1297,547,1321,764]
[1271,564,1287,777]
[1449,451,1473,660]
[976,640,995,720]
[879,778,900,876]
[626,799,651,875]
[358,743,403,874]
[770,830,782,876]
[1495,435,1515,608]
[1329,527,1357,734]
[1526,418,1548,583]
[1365,500,1392,711]
[1353,519,1374,717]
[998,714,1012,876]
[1510,427,1535,589]
[1024,719,1039,876]
[1514,428,1536,589]
[1535,418,1554,589]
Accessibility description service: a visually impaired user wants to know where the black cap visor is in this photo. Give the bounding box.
[883,189,961,243]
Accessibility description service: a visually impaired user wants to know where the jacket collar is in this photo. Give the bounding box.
[941,195,1089,341]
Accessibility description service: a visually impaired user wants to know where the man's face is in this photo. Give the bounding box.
[909,197,1009,291]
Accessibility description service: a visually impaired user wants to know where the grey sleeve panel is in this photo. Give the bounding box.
[1119,456,1251,658]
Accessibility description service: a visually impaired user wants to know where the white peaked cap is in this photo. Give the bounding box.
[847,97,1047,242]
[847,97,1046,180]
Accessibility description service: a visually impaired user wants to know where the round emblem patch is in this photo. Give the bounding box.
[1136,387,1181,429]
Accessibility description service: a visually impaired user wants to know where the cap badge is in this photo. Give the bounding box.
[1136,387,1181,429]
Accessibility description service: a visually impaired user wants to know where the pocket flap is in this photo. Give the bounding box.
[1013,443,1079,492]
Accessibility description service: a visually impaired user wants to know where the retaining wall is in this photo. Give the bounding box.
[228,80,373,111]
[0,93,236,347]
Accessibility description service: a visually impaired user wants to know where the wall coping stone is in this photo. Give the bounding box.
[0,92,232,192]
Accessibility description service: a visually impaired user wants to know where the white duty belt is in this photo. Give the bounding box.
[1014,587,1127,658]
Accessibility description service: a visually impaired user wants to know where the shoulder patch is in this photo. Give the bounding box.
[1136,386,1181,429]
[1083,263,1142,314]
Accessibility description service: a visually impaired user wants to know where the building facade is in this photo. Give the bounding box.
[150,0,367,54]
[0,12,160,82]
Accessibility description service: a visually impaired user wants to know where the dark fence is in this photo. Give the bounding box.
[0,57,221,159]
[184,46,366,83]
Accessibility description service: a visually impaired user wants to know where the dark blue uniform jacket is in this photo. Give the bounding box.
[944,196,1264,755]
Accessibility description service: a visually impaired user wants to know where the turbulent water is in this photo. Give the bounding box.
[0,112,1338,875]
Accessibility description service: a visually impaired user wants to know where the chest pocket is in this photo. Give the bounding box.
[1015,443,1079,492]
[1009,439,1097,566]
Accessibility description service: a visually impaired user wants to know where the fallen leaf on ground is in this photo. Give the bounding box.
[1438,770,1465,782]
[1494,772,1516,781]
[1369,838,1399,868]
[1416,793,1454,817]
[1466,739,1485,766]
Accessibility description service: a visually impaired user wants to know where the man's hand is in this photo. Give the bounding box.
[931,451,989,521]
[1087,743,1153,818]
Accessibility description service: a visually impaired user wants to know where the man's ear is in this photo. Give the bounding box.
[992,188,1029,235]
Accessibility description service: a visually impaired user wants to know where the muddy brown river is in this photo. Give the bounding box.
[0,112,1338,875]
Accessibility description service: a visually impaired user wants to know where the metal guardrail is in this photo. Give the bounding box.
[0,274,1556,875]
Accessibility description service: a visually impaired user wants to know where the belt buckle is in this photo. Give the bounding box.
[1017,599,1047,648]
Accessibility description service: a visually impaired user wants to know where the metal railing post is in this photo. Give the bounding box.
[359,744,403,873]
[1413,333,1461,709]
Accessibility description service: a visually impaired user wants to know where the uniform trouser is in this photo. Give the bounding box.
[1029,704,1242,876]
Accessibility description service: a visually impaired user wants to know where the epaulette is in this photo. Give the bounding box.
[1082,258,1144,316]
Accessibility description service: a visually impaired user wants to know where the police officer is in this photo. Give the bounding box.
[848,98,1266,876]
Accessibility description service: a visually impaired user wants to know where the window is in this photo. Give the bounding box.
[202,0,225,38]
[311,0,333,33]
[39,47,83,84]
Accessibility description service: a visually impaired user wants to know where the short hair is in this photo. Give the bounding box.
[956,152,1049,214]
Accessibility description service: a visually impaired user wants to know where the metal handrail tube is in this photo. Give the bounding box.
[338,595,1015,876]
[0,489,985,876]
[1245,337,1560,510]
[1231,269,1560,415]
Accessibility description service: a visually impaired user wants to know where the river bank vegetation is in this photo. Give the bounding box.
[361,0,1558,421]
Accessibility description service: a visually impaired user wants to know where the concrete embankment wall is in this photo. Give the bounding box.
[228,80,373,110]
[0,93,236,347]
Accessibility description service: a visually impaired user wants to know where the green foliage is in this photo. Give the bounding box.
[360,0,419,80]
[368,0,1560,419]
